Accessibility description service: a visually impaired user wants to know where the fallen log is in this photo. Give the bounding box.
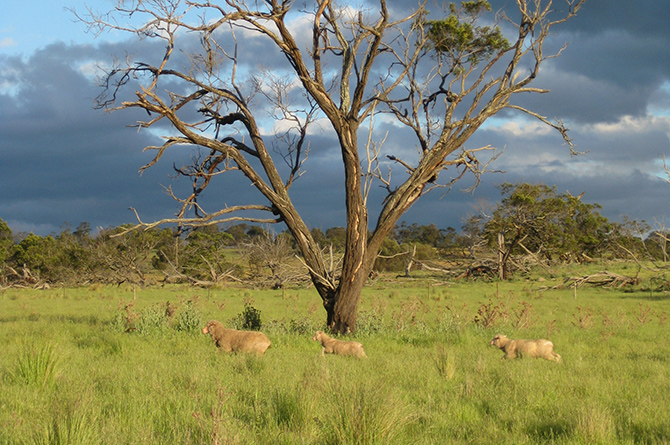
[548,271,639,289]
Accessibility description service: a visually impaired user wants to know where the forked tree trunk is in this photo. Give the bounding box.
[320,122,376,334]
[324,269,369,334]
[320,238,382,334]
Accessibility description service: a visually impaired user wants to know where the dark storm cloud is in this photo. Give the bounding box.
[460,114,670,228]
[383,0,670,126]
[1,0,669,237]
[0,42,175,234]
[517,29,670,123]
[557,0,670,39]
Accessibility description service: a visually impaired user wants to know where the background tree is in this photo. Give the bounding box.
[53,224,97,284]
[224,224,250,245]
[91,226,169,285]
[325,228,347,252]
[610,217,670,268]
[0,219,13,284]
[78,0,586,333]
[10,234,59,284]
[458,214,487,258]
[482,183,612,277]
[72,222,92,241]
[394,222,456,249]
[243,230,300,289]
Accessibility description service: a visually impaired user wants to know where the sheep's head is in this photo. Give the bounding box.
[203,321,217,335]
[491,334,507,347]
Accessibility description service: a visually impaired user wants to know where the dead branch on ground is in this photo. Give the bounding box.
[544,271,640,289]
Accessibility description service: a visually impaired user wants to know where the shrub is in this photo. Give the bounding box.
[236,302,263,331]
[357,310,384,336]
[288,317,317,335]
[136,304,170,335]
[437,303,468,333]
[111,298,202,335]
[474,298,508,328]
[174,299,202,333]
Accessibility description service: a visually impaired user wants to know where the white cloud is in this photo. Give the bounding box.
[0,37,16,48]
[77,60,104,78]
[582,114,670,139]
[487,119,555,138]
[305,117,335,136]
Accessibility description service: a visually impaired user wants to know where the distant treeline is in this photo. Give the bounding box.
[0,183,666,287]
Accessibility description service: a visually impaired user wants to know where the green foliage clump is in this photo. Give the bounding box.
[356,310,385,335]
[174,299,203,333]
[136,304,171,335]
[287,317,317,335]
[426,1,509,65]
[484,182,614,261]
[0,218,12,265]
[234,302,263,331]
[110,298,202,336]
[178,227,237,280]
[11,234,59,279]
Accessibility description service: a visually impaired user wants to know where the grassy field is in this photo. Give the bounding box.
[1,263,669,444]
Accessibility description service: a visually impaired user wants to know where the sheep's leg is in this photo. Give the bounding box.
[504,350,517,359]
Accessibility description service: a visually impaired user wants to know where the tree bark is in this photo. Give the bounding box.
[325,268,369,334]
[324,120,371,334]
[498,232,505,280]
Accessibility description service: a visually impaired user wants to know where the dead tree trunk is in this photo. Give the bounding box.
[498,231,525,280]
[498,232,505,280]
[404,244,417,278]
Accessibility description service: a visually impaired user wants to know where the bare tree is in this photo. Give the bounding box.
[242,230,307,288]
[93,226,163,285]
[76,0,586,333]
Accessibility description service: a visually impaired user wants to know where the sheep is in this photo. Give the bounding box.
[202,320,271,356]
[312,330,367,358]
[491,334,561,362]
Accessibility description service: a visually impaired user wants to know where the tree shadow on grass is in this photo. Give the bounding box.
[629,422,670,444]
[0,314,101,325]
[620,290,670,301]
[526,421,573,442]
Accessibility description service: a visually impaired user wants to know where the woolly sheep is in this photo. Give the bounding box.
[491,334,561,362]
[312,330,367,358]
[203,320,271,356]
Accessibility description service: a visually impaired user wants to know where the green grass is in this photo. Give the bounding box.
[9,342,60,388]
[1,266,669,443]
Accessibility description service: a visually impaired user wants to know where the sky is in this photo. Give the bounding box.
[1,0,670,237]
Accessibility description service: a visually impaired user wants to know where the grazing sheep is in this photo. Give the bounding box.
[312,331,367,358]
[491,334,561,362]
[202,320,271,356]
